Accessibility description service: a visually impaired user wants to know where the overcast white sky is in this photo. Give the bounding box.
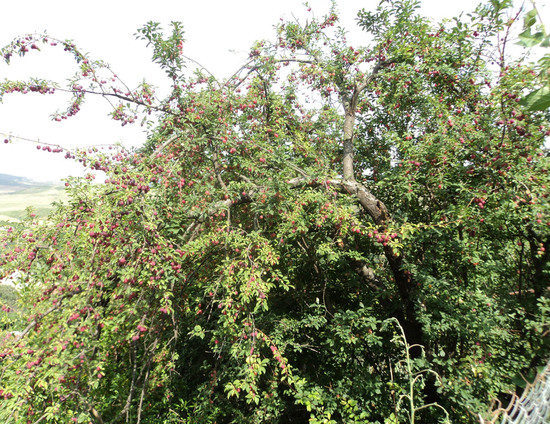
[0,0,548,182]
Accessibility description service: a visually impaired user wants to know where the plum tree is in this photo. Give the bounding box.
[0,1,549,423]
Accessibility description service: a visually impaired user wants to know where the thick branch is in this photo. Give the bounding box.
[287,175,423,344]
[288,177,390,226]
[342,58,398,181]
[353,260,384,293]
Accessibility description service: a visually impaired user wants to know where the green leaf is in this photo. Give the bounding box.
[385,413,399,424]
[523,9,538,30]
[520,85,550,111]
[517,29,544,47]
[190,324,205,339]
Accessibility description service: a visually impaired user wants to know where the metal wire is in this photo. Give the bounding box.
[482,359,550,424]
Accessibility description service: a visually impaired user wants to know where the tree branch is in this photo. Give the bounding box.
[342,58,398,181]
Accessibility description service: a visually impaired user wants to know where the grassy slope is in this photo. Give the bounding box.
[0,186,67,222]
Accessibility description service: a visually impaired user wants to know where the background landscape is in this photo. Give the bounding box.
[0,173,65,223]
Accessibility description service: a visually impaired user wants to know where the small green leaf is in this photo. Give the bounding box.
[190,324,205,339]
[517,29,544,47]
[523,9,538,30]
[520,86,550,111]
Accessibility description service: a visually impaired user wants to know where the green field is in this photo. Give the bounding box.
[0,185,67,223]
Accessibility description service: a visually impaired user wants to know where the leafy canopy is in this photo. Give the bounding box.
[0,1,549,423]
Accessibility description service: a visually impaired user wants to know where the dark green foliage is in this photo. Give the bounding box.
[0,1,549,423]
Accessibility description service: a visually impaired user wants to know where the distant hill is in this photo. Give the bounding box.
[0,174,34,184]
[0,174,65,223]
[0,173,49,194]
